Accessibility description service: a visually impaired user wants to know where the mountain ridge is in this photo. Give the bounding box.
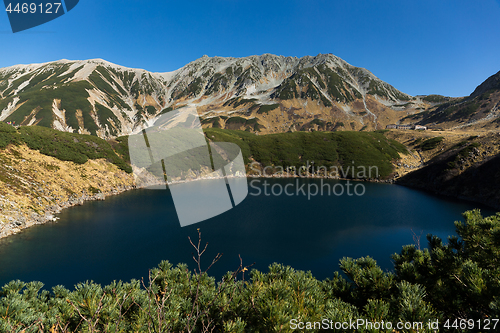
[0,53,451,138]
[399,71,500,131]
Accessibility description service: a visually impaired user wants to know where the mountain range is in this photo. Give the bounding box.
[0,54,498,138]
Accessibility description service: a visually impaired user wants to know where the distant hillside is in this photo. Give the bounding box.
[405,71,500,130]
[0,122,130,172]
[204,128,407,178]
[0,54,435,138]
[388,130,500,209]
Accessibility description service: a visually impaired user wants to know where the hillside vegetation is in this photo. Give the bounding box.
[0,122,131,173]
[396,133,500,209]
[0,123,134,238]
[204,128,407,178]
[403,71,500,131]
[2,122,407,180]
[0,210,498,332]
[378,128,500,209]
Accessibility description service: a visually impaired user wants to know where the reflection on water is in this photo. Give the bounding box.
[0,178,495,289]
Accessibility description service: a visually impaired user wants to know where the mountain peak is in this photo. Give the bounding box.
[470,70,500,99]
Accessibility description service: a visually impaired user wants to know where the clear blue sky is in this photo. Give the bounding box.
[1,0,499,97]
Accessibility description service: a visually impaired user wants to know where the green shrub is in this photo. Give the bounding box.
[0,122,20,149]
[422,95,448,103]
[393,210,500,319]
[272,79,298,100]
[201,117,221,128]
[457,142,481,158]
[88,186,100,194]
[419,137,444,151]
[256,104,279,114]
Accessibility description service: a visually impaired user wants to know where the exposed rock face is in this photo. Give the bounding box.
[394,131,500,209]
[0,145,135,239]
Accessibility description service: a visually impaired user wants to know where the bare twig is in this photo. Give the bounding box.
[411,229,423,251]
[185,229,254,333]
[67,292,107,333]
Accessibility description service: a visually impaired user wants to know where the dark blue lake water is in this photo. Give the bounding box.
[0,178,495,290]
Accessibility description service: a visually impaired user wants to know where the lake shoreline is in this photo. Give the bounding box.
[0,146,136,241]
[1,170,496,241]
[0,184,136,240]
[0,171,387,241]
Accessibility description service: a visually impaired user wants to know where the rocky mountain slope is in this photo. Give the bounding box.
[0,54,434,138]
[402,71,500,131]
[0,145,134,239]
[385,129,500,209]
[0,122,134,239]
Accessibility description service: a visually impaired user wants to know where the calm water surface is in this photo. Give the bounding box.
[0,178,495,289]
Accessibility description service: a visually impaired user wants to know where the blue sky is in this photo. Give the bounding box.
[1,0,499,97]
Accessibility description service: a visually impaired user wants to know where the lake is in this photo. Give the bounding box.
[0,178,495,290]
